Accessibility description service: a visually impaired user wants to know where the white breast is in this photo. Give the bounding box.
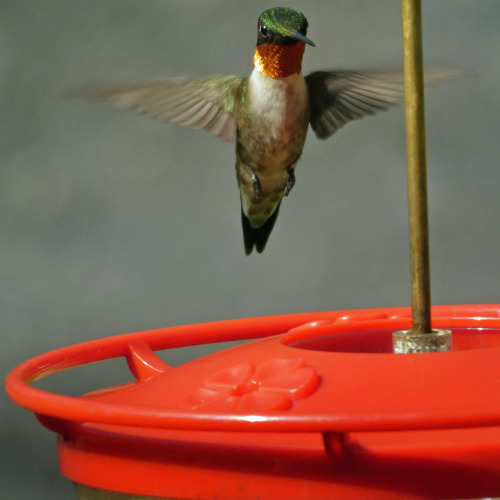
[247,68,308,137]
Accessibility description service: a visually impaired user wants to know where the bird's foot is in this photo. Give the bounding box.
[252,172,263,199]
[284,167,296,197]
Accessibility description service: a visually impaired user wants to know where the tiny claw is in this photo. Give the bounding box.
[252,172,263,199]
[284,167,296,197]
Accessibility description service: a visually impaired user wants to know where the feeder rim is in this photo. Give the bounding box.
[5,304,500,434]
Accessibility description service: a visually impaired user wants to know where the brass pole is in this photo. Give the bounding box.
[401,0,431,334]
[393,0,452,352]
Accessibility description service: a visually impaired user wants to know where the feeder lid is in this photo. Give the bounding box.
[7,304,500,433]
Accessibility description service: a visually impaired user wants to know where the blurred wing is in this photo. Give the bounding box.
[85,74,243,141]
[306,71,405,139]
[306,68,462,139]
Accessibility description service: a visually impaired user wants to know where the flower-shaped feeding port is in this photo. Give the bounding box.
[182,358,319,412]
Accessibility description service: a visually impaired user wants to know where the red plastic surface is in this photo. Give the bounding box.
[6,304,500,499]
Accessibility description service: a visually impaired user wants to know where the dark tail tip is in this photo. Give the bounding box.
[241,203,281,255]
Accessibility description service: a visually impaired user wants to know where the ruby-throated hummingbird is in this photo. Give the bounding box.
[88,7,452,254]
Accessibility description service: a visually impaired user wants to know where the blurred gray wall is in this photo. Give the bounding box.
[2,1,499,498]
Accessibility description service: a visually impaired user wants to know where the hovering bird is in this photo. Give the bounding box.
[87,7,450,254]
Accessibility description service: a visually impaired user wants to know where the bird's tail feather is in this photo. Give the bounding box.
[241,202,281,255]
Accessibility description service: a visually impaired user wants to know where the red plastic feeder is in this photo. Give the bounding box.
[5,304,500,499]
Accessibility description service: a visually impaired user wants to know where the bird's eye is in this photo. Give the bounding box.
[260,25,268,36]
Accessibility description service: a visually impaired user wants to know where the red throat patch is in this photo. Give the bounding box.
[253,41,306,78]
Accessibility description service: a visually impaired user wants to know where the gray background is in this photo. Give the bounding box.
[2,1,499,498]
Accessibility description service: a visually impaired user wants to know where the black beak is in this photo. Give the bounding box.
[290,30,316,47]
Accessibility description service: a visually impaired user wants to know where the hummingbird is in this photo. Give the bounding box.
[87,7,451,254]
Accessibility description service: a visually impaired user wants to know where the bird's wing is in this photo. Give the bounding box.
[305,69,461,139]
[85,75,244,141]
[305,71,405,139]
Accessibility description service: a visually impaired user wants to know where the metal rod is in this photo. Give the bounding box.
[401,0,432,334]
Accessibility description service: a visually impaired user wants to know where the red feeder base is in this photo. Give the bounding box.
[6,305,500,499]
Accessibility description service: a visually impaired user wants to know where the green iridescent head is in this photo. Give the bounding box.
[257,7,315,46]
